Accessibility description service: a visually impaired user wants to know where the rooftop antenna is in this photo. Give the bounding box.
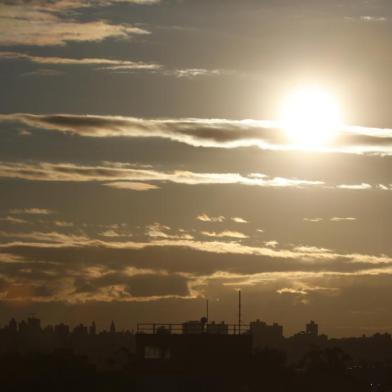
[206,299,209,322]
[238,289,242,334]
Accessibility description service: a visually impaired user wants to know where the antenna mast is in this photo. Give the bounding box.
[238,289,242,334]
[206,299,209,321]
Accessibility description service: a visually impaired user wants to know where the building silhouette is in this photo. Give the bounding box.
[136,318,252,367]
[249,319,284,348]
[306,320,319,337]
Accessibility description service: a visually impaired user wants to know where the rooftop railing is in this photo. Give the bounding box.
[136,323,250,335]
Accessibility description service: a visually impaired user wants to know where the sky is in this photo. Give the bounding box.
[1,0,392,337]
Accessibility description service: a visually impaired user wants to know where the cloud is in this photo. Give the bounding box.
[231,217,248,224]
[103,181,159,191]
[54,221,74,228]
[277,287,308,295]
[330,217,357,222]
[0,161,323,189]
[0,253,23,264]
[9,208,53,215]
[145,223,171,239]
[0,1,160,10]
[0,229,346,263]
[0,52,161,71]
[0,216,28,225]
[3,228,392,304]
[292,246,331,254]
[0,114,287,148]
[264,240,279,248]
[169,68,221,78]
[196,214,225,223]
[277,285,340,296]
[0,2,150,46]
[360,16,387,23]
[3,223,392,302]
[201,231,248,239]
[146,223,193,240]
[3,113,392,155]
[0,231,92,246]
[71,268,194,303]
[0,52,224,78]
[304,217,357,223]
[337,183,372,190]
[98,229,132,238]
[106,65,222,77]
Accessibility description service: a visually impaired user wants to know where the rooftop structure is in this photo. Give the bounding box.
[306,320,319,337]
[136,318,252,365]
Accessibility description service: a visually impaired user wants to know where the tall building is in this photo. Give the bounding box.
[27,317,41,332]
[136,319,252,366]
[306,320,318,337]
[249,319,284,348]
[89,321,96,336]
[8,318,17,333]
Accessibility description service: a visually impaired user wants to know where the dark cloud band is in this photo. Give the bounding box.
[2,113,392,154]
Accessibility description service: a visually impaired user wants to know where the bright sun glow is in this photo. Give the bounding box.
[280,86,342,149]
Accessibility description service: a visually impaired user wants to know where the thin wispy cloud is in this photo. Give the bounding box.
[170,68,221,78]
[0,161,324,189]
[99,229,132,238]
[277,285,340,296]
[9,208,53,215]
[360,16,387,23]
[304,217,357,223]
[337,183,372,190]
[330,217,357,222]
[103,181,160,191]
[231,217,248,223]
[2,230,392,268]
[201,230,248,239]
[0,231,92,246]
[0,52,225,78]
[264,240,279,248]
[0,4,149,46]
[0,52,161,71]
[0,216,28,225]
[54,221,74,228]
[0,1,160,11]
[196,214,225,223]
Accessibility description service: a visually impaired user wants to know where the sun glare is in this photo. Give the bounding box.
[279,86,342,149]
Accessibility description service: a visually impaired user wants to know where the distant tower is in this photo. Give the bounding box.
[238,289,242,334]
[89,321,96,336]
[306,320,318,337]
[8,318,17,333]
[110,320,116,334]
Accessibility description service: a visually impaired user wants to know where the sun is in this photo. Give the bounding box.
[279,86,342,149]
